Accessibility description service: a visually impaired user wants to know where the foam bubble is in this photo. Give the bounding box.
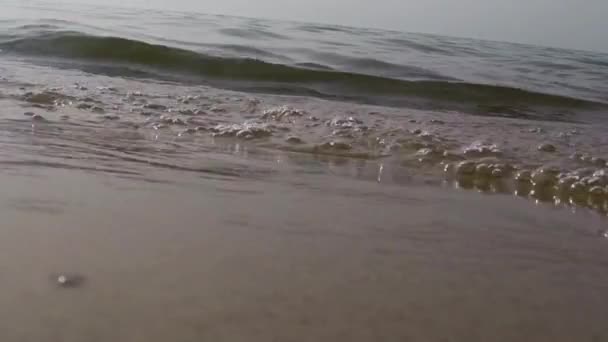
[456,161,476,175]
[212,122,273,139]
[515,170,532,182]
[570,182,588,195]
[491,168,505,178]
[475,163,492,177]
[262,106,305,121]
[531,167,560,187]
[31,113,46,122]
[589,186,605,197]
[463,141,501,157]
[319,141,352,151]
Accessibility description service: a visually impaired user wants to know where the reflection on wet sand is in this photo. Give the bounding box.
[0,167,607,341]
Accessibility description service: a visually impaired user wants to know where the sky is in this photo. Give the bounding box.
[64,0,608,52]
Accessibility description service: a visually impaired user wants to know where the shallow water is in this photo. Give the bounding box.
[1,1,608,341]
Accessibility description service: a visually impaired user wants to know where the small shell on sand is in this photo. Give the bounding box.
[51,273,86,288]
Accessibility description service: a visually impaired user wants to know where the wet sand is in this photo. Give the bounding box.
[1,167,607,341]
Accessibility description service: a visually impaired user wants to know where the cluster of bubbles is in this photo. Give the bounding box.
[209,122,274,139]
[15,85,608,217]
[444,158,608,214]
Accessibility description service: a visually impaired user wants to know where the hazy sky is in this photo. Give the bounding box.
[67,0,608,52]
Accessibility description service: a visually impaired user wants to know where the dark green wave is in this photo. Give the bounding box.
[1,31,603,112]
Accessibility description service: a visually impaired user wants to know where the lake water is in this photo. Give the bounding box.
[1,1,608,341]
